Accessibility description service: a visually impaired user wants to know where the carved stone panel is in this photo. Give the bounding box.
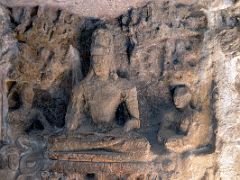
[0,0,240,179]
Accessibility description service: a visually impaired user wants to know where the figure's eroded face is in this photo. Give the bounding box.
[173,87,192,109]
[91,38,111,78]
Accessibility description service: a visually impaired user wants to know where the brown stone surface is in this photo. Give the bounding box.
[1,0,151,19]
[0,0,240,179]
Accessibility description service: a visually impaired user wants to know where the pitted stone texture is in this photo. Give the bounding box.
[0,5,18,143]
[1,0,151,19]
[0,0,240,179]
[215,27,240,179]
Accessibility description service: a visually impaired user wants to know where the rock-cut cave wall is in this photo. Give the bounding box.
[0,0,240,179]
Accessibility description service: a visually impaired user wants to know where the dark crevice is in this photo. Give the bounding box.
[118,9,132,29]
[25,119,44,134]
[8,90,21,110]
[85,173,95,180]
[126,37,135,64]
[159,45,166,77]
[209,79,218,154]
[116,70,128,79]
[181,144,216,159]
[116,102,131,126]
[30,6,39,18]
[6,81,17,95]
[24,21,33,33]
[49,30,54,41]
[9,14,19,27]
[176,3,187,8]
[187,10,205,19]
[53,9,61,24]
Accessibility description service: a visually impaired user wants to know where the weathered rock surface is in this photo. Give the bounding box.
[1,0,151,19]
[0,0,239,179]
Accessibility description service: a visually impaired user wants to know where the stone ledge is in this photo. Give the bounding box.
[48,160,166,175]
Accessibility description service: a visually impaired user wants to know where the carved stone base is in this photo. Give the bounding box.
[48,151,150,163]
[45,160,167,179]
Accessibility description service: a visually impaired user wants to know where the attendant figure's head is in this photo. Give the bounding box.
[173,85,192,110]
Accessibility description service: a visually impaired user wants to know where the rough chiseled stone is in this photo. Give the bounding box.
[0,0,240,179]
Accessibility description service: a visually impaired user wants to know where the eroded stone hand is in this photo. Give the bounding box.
[124,118,140,132]
[179,118,190,133]
[165,137,184,153]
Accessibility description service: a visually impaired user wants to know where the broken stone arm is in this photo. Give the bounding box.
[165,119,210,153]
[123,87,141,132]
[65,85,86,131]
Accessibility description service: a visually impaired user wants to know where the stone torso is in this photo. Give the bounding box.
[82,77,123,124]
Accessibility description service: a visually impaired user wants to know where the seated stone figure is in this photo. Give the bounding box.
[47,28,150,162]
[158,85,211,154]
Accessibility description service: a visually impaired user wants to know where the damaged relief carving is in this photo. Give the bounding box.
[2,0,238,179]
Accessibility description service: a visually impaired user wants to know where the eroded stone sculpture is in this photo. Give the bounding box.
[0,1,222,178]
[47,28,151,162]
[158,85,212,153]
